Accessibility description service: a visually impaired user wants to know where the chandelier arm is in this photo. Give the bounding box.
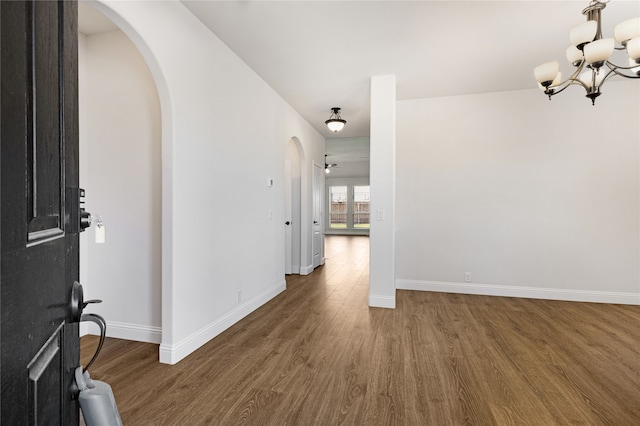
[604,62,640,79]
[547,61,590,96]
[545,78,589,97]
[599,65,621,85]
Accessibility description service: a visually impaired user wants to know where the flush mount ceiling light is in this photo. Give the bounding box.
[534,0,640,105]
[325,107,347,132]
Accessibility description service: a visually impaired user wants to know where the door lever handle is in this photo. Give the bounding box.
[285,221,291,225]
[83,299,102,309]
[70,281,102,323]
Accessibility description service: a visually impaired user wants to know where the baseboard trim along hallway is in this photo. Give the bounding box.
[159,280,286,364]
[396,279,640,305]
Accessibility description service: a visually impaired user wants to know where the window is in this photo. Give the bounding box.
[353,186,370,229]
[327,184,370,233]
[329,186,348,229]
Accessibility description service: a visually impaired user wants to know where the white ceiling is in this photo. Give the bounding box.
[180,0,640,139]
[79,0,640,140]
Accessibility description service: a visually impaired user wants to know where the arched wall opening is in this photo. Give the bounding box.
[79,0,173,347]
[79,4,163,342]
[84,0,326,364]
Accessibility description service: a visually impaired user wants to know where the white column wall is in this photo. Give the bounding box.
[369,75,396,308]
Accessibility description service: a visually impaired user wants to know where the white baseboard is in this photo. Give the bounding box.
[81,320,162,344]
[396,279,640,305]
[107,322,162,344]
[299,264,314,275]
[369,294,396,309]
[159,280,286,365]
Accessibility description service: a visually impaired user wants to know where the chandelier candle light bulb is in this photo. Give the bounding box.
[583,38,614,66]
[534,0,640,105]
[569,20,598,49]
[579,69,606,88]
[566,46,584,66]
[614,17,640,44]
[629,58,640,76]
[534,61,560,87]
[627,36,640,62]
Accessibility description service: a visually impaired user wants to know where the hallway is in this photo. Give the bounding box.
[82,235,640,425]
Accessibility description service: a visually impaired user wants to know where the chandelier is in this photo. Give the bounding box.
[534,0,640,105]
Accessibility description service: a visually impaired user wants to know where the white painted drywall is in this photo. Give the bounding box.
[90,0,325,363]
[396,83,640,305]
[369,75,396,308]
[79,29,163,342]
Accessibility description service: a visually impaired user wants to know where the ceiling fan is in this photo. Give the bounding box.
[325,155,338,174]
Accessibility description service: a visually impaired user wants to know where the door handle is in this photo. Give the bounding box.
[70,281,102,323]
[285,221,291,225]
[313,221,319,224]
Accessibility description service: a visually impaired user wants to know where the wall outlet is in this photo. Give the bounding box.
[237,290,242,303]
[464,272,472,283]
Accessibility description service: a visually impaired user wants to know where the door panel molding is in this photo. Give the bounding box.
[26,0,65,246]
[27,324,64,425]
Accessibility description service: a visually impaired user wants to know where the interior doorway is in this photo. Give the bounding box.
[312,162,324,269]
[285,138,302,274]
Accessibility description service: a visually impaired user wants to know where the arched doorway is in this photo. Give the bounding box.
[79,1,168,345]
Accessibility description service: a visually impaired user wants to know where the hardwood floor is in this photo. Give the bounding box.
[81,235,640,425]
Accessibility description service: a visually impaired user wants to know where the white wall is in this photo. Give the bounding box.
[396,83,640,305]
[90,0,325,363]
[79,29,162,342]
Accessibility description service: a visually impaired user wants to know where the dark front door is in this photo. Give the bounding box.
[1,0,80,424]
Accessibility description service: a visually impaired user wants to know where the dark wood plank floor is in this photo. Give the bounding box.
[81,235,640,425]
